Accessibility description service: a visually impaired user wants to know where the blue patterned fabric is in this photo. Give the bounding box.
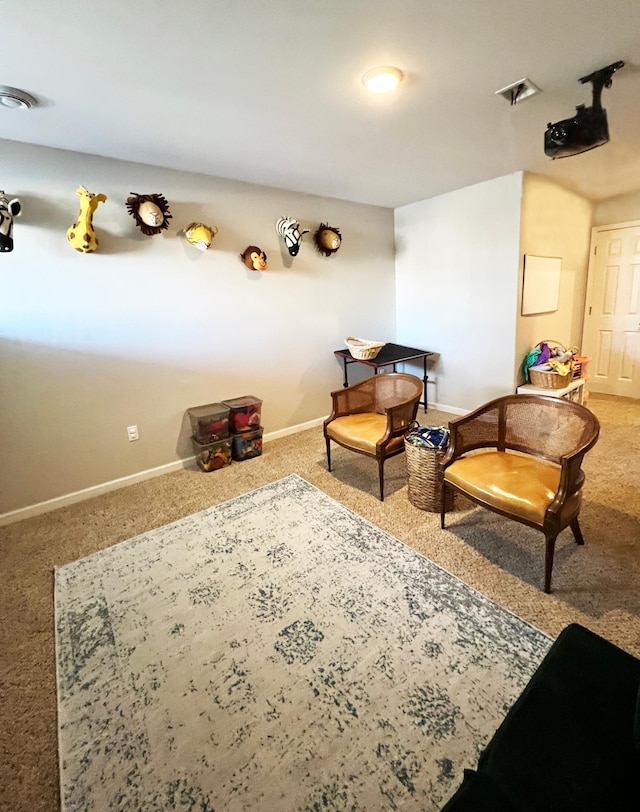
[406,425,450,449]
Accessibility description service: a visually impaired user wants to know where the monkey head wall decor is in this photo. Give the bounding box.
[313,223,342,257]
[126,193,172,236]
[240,245,268,271]
[0,191,21,253]
[183,222,218,251]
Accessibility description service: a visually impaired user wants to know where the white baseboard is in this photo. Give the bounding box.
[0,417,328,527]
[0,458,194,527]
[429,401,468,416]
[263,416,325,441]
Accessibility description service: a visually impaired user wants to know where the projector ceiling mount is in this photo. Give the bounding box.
[579,60,625,107]
[544,60,625,159]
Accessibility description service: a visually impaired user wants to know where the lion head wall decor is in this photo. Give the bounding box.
[182,222,218,252]
[126,193,172,236]
[240,245,268,271]
[313,223,342,257]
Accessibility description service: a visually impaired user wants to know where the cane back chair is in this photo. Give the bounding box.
[440,394,600,593]
[324,372,423,500]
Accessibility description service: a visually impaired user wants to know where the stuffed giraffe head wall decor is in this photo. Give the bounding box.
[66,186,107,253]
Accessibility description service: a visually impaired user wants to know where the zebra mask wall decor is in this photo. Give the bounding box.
[0,191,21,253]
[275,216,309,257]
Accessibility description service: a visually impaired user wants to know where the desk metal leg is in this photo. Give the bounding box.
[342,358,349,388]
[422,357,428,413]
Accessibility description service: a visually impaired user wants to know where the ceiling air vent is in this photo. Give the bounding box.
[495,78,542,105]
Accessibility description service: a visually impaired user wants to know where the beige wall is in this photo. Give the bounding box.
[516,173,593,384]
[0,140,396,516]
[593,189,640,227]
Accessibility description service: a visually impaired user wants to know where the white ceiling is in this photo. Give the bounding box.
[3,0,640,209]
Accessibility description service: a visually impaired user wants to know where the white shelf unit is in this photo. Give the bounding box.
[516,377,585,404]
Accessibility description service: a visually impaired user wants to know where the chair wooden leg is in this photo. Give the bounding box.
[570,517,585,545]
[325,437,332,472]
[544,535,557,594]
[440,481,447,529]
[378,459,385,501]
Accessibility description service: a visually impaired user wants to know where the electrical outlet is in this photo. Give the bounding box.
[127,425,139,442]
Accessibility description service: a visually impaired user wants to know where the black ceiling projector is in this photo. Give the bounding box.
[544,61,624,159]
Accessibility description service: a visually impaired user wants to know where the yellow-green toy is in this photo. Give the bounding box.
[66,186,107,253]
[183,222,218,251]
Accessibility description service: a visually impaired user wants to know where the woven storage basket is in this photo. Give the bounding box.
[405,426,454,513]
[528,339,575,389]
[529,367,573,389]
[344,336,386,360]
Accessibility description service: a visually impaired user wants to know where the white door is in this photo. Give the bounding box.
[582,222,640,398]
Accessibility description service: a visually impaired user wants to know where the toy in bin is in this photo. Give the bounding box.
[222,395,262,433]
[191,436,232,472]
[187,403,230,443]
[232,426,263,461]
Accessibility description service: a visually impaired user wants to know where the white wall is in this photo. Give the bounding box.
[0,140,396,516]
[394,174,523,412]
[516,173,593,382]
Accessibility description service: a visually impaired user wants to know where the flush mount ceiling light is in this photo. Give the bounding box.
[0,85,38,109]
[362,66,403,93]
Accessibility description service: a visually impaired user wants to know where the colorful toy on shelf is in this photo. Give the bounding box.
[313,222,342,257]
[66,186,107,253]
[275,216,309,257]
[126,192,172,236]
[182,222,218,251]
[0,190,21,253]
[240,245,268,271]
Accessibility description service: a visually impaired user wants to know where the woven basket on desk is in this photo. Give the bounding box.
[405,426,454,513]
[344,337,386,360]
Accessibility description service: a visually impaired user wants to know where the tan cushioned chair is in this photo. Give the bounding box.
[324,372,423,500]
[440,394,600,593]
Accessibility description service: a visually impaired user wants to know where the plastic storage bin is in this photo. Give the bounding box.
[232,426,263,461]
[187,403,230,443]
[191,436,232,472]
[222,395,262,433]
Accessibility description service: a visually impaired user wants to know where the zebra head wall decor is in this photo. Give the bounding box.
[313,223,342,257]
[0,191,21,253]
[275,216,309,257]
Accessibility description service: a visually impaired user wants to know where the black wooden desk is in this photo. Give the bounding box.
[334,342,433,412]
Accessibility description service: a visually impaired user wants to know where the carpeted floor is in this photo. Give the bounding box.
[1,393,639,812]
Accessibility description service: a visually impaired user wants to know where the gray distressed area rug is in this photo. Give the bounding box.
[55,474,551,811]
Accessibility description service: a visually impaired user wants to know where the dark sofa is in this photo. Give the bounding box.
[441,623,640,811]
